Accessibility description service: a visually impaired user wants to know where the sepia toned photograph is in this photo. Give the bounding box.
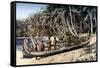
[15,2,97,66]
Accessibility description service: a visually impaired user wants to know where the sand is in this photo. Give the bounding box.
[16,35,96,65]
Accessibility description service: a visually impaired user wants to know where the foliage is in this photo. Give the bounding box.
[16,4,97,44]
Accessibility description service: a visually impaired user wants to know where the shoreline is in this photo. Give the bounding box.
[16,36,96,65]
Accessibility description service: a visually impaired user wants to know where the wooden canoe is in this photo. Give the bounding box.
[31,40,89,57]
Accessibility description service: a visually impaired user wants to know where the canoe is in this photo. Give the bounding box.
[31,40,89,57]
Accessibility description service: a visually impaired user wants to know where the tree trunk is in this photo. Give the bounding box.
[69,6,78,36]
[23,39,31,55]
[30,36,36,49]
[90,13,93,33]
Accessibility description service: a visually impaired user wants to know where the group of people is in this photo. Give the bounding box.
[33,36,57,52]
[22,35,57,60]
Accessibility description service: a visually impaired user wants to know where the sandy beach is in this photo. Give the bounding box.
[16,35,96,65]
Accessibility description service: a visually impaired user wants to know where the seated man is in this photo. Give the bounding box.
[37,40,45,52]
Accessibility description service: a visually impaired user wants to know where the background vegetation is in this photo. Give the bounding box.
[16,4,97,43]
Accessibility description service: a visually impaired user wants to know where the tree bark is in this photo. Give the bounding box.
[30,36,37,49]
[90,12,93,33]
[69,6,78,36]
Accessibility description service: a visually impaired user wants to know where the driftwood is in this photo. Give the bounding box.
[31,40,89,57]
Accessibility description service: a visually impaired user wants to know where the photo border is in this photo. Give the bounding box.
[10,1,98,67]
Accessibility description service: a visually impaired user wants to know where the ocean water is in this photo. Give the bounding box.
[16,37,49,50]
[16,38,23,51]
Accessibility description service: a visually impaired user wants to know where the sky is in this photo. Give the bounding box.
[16,3,47,20]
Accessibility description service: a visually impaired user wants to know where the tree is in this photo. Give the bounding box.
[16,5,97,44]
